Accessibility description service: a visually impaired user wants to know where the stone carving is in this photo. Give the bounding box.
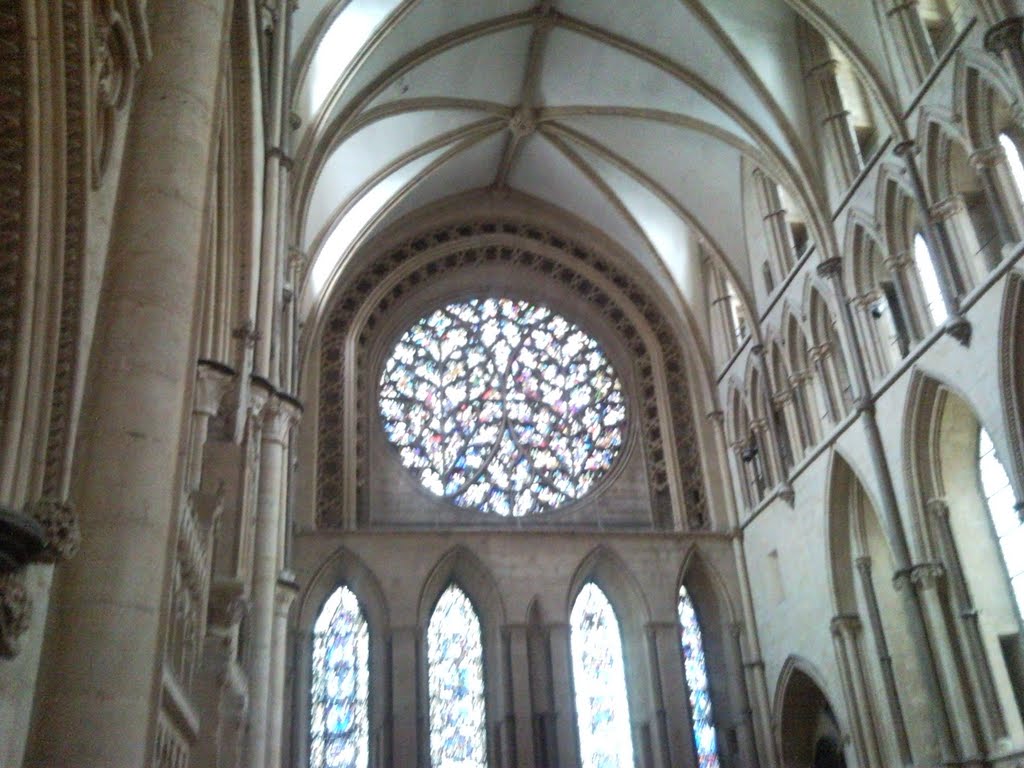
[89,0,136,185]
[0,573,31,658]
[318,219,707,529]
[25,498,81,562]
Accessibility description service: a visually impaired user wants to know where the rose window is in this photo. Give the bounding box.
[379,297,627,516]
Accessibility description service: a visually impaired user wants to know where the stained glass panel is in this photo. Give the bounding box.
[979,429,1024,619]
[678,585,720,768]
[379,297,627,516]
[311,586,370,768]
[570,583,635,768]
[428,585,487,768]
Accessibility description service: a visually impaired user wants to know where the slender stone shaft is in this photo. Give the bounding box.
[23,1,229,765]
[246,393,299,768]
[265,574,299,768]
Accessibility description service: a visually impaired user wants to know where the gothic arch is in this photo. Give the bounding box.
[295,547,391,768]
[953,50,1022,151]
[566,545,657,746]
[1000,270,1024,497]
[774,656,849,768]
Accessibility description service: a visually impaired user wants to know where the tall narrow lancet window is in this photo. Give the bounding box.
[428,585,487,767]
[311,586,370,768]
[570,583,635,768]
[913,233,948,326]
[999,133,1024,205]
[678,586,721,768]
[978,429,1024,618]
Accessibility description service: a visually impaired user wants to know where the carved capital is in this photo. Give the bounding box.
[930,195,966,222]
[970,144,1007,170]
[195,360,235,417]
[816,257,844,281]
[0,572,31,657]
[944,315,972,347]
[985,16,1024,55]
[830,613,862,637]
[910,561,945,590]
[208,579,248,629]
[262,393,302,446]
[25,498,80,563]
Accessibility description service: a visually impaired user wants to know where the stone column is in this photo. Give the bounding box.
[751,345,794,500]
[548,622,579,768]
[505,624,536,766]
[985,17,1024,102]
[706,410,776,766]
[751,169,797,275]
[390,625,419,767]
[23,0,230,763]
[254,0,292,380]
[818,257,956,764]
[881,0,936,86]
[649,621,696,767]
[927,499,1008,747]
[803,59,863,186]
[930,195,985,289]
[830,614,884,768]
[970,144,1021,256]
[266,573,298,768]
[896,562,980,760]
[894,140,972,344]
[246,392,301,768]
[854,557,914,764]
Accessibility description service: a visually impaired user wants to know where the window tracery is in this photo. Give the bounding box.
[570,583,635,768]
[427,585,487,768]
[678,585,720,768]
[378,297,626,517]
[310,586,370,768]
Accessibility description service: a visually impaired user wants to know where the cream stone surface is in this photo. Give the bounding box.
[3,1,1024,767]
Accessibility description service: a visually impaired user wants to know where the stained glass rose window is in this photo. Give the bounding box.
[379,297,627,516]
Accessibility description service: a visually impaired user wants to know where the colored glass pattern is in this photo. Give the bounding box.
[428,585,487,768]
[678,585,720,768]
[310,586,370,768]
[379,297,626,517]
[979,428,1024,619]
[570,583,635,768]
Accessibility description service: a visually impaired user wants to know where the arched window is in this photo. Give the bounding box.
[427,585,487,767]
[913,233,948,326]
[678,586,721,768]
[311,586,370,768]
[999,133,1024,206]
[978,429,1024,619]
[570,583,635,768]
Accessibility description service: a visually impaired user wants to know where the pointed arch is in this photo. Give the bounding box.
[774,657,849,768]
[298,547,390,768]
[807,285,854,423]
[954,50,1022,151]
[1001,271,1024,498]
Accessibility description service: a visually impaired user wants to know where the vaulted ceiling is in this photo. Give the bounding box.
[290,0,893,351]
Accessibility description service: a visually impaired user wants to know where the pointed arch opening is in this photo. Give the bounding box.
[570,582,635,768]
[310,586,371,768]
[427,584,488,768]
[678,584,721,768]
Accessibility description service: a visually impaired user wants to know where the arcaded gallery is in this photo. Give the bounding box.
[3,1,1024,767]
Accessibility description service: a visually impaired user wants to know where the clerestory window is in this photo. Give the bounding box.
[978,429,1024,619]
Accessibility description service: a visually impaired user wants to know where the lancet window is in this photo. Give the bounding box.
[678,585,720,768]
[978,429,1024,619]
[427,585,488,767]
[570,583,635,768]
[310,586,370,768]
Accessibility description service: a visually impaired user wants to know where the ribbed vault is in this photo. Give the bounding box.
[289,0,893,354]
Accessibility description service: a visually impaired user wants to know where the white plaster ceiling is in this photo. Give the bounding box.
[290,0,888,338]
